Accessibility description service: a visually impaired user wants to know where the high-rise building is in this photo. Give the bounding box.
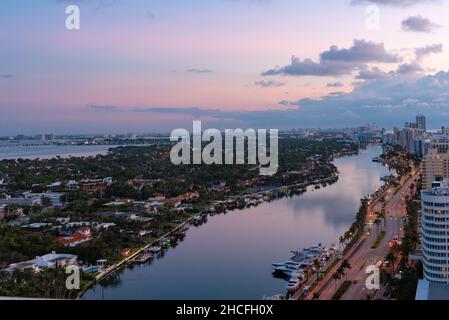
[417,181,449,299]
[421,183,449,285]
[405,122,418,129]
[422,136,449,189]
[417,114,427,132]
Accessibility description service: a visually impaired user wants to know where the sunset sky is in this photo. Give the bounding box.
[2,0,449,134]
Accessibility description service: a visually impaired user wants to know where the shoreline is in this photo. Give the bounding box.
[77,148,361,300]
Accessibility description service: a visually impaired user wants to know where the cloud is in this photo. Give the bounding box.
[262,57,356,77]
[396,62,424,74]
[82,70,449,129]
[351,0,441,7]
[1,74,13,79]
[283,70,449,127]
[320,39,400,63]
[326,82,344,88]
[255,80,285,87]
[402,15,442,33]
[262,39,400,77]
[186,68,213,74]
[356,67,390,80]
[415,43,443,60]
[89,103,120,112]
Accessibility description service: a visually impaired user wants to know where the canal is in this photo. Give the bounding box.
[84,144,392,300]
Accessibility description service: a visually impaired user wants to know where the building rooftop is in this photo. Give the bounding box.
[422,179,449,196]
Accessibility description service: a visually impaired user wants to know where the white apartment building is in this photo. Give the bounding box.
[421,185,449,284]
[417,182,449,299]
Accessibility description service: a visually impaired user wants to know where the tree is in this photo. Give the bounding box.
[41,196,52,207]
[313,258,321,272]
[339,236,345,250]
[333,272,341,292]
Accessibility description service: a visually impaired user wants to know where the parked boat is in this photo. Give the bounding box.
[148,246,162,254]
[132,252,153,263]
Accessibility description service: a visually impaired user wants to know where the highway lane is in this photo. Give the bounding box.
[340,169,419,300]
[311,166,419,300]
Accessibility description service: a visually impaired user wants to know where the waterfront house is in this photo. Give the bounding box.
[31,252,78,269]
[4,252,78,273]
[96,259,107,270]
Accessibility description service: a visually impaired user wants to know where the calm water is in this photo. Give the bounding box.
[0,141,120,160]
[84,144,391,300]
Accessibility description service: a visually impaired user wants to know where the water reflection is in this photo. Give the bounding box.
[84,144,391,300]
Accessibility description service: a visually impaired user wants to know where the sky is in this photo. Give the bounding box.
[2,0,449,134]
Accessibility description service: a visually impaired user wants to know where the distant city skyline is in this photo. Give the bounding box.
[2,0,449,134]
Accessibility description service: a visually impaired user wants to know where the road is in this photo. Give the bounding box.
[305,164,419,300]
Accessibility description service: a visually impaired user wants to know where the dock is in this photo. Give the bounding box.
[76,215,196,299]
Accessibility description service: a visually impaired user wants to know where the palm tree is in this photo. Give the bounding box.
[374,218,381,235]
[339,236,345,250]
[338,260,352,281]
[378,210,386,228]
[333,272,341,292]
[313,258,321,272]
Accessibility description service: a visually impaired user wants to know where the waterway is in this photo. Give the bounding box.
[84,144,392,300]
[0,141,120,160]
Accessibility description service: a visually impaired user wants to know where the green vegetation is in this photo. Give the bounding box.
[331,281,351,300]
[0,137,358,298]
[323,258,340,276]
[0,139,357,197]
[0,267,95,299]
[401,197,420,259]
[371,231,386,249]
[340,198,369,253]
[385,263,422,300]
[0,226,58,265]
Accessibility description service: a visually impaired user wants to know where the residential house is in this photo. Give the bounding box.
[4,252,77,273]
[56,227,92,247]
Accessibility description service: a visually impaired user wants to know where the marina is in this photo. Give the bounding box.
[272,245,337,295]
